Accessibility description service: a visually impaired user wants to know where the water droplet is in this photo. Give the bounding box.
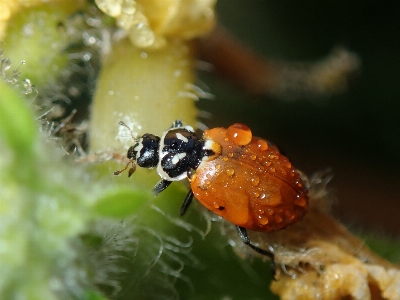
[250,154,257,160]
[83,52,92,61]
[226,123,252,146]
[1,57,11,72]
[259,216,269,225]
[10,69,20,84]
[257,140,269,151]
[129,21,155,48]
[294,196,307,207]
[22,79,32,94]
[187,169,196,180]
[225,168,235,177]
[285,210,295,221]
[259,193,266,199]
[267,208,274,215]
[251,176,260,186]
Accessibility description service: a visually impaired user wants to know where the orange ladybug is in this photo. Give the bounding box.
[115,121,309,270]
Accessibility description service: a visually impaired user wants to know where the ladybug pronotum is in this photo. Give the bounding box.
[115,121,309,271]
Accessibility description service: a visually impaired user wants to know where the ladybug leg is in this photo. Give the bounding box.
[236,226,277,280]
[171,120,183,128]
[153,179,172,196]
[180,190,194,216]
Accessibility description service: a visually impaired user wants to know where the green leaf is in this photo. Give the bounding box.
[80,290,108,300]
[0,80,37,153]
[93,188,150,218]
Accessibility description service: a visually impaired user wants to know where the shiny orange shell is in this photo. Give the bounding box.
[190,124,308,232]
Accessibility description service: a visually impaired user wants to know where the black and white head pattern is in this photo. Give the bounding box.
[131,134,160,168]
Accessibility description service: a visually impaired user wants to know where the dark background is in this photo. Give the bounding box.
[198,0,400,235]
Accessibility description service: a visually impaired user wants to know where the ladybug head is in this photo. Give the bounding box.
[131,133,161,168]
[114,133,160,177]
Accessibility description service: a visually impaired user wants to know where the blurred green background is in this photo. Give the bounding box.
[199,0,400,236]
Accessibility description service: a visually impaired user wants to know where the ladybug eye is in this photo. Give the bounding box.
[135,134,161,168]
[127,146,136,159]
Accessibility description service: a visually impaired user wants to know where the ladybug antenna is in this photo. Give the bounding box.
[119,121,138,143]
[114,158,137,177]
[114,121,138,176]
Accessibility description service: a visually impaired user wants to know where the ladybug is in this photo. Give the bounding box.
[115,120,308,271]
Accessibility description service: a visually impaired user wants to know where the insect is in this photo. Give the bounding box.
[115,120,309,273]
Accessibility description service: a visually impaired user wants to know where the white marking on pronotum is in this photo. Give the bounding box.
[133,137,144,158]
[182,125,195,133]
[203,139,221,156]
[176,132,188,143]
[171,152,187,165]
[197,139,222,170]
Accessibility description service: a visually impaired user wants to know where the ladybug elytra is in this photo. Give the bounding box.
[115,121,309,272]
